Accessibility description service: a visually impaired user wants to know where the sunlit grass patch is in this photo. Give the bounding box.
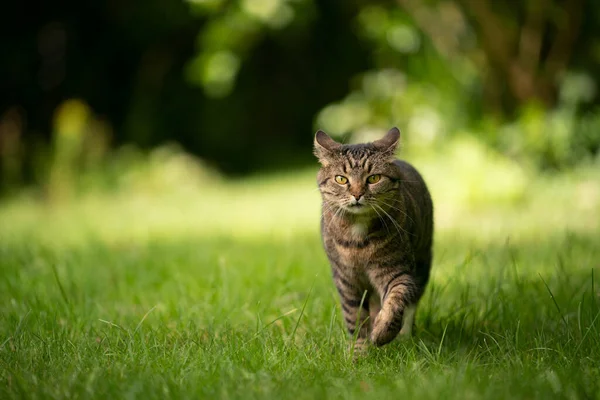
[1,143,597,246]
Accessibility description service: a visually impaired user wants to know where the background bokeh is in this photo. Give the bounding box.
[1,0,599,198]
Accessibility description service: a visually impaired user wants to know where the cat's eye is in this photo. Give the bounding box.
[367,174,381,184]
[335,175,348,185]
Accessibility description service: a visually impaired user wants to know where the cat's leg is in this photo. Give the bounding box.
[399,255,430,338]
[338,288,371,351]
[367,267,421,346]
[332,269,370,351]
[368,292,381,333]
[399,303,416,338]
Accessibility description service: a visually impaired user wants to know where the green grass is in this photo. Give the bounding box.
[1,158,600,399]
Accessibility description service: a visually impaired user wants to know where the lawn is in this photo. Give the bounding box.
[1,152,599,399]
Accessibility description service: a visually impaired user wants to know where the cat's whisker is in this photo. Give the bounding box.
[379,206,408,238]
[378,201,411,220]
[373,204,410,238]
[384,207,415,237]
[370,204,391,235]
[376,199,402,212]
[372,204,400,235]
[320,203,334,220]
[321,202,335,215]
[324,203,346,232]
[377,199,417,227]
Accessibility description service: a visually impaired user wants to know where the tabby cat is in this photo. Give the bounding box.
[314,127,434,349]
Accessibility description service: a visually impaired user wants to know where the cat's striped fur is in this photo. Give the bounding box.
[314,128,433,348]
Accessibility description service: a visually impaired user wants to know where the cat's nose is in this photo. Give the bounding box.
[352,195,363,203]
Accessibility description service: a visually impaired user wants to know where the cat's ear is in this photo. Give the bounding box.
[314,130,341,165]
[373,127,400,154]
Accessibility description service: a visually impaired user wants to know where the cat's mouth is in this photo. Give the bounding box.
[346,203,369,214]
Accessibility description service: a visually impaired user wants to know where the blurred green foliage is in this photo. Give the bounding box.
[184,0,600,170]
[1,0,600,197]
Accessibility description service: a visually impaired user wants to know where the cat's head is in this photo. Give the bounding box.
[314,128,402,215]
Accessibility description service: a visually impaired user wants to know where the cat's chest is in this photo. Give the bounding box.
[331,222,374,267]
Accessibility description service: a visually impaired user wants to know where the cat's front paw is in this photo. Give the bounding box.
[370,310,402,346]
[370,325,397,347]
